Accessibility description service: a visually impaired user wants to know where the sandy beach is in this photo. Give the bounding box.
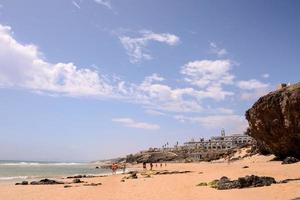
[0,154,299,200]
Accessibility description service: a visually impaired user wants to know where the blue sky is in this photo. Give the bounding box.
[0,0,299,161]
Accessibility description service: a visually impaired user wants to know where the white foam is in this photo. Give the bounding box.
[0,162,82,166]
[0,176,28,180]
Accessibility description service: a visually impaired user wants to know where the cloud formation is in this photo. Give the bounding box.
[0,24,114,97]
[209,42,227,57]
[72,1,81,9]
[119,30,180,63]
[237,79,270,100]
[112,118,160,130]
[94,0,112,9]
[174,114,247,133]
[181,59,234,100]
[0,22,271,134]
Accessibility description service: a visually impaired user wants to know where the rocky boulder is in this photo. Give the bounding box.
[15,181,28,185]
[213,175,276,190]
[281,156,299,164]
[30,179,64,185]
[246,83,300,159]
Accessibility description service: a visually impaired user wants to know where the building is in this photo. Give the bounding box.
[184,130,253,150]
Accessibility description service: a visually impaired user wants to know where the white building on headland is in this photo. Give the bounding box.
[183,129,253,150]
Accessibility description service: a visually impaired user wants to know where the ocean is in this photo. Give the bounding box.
[0,160,111,183]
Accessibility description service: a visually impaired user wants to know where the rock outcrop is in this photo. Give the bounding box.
[15,181,29,185]
[126,151,178,163]
[30,179,64,185]
[246,83,300,159]
[281,156,299,164]
[208,175,276,190]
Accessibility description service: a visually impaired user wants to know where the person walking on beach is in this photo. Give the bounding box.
[160,163,162,168]
[122,163,126,174]
[112,163,117,174]
[150,163,153,170]
[143,162,147,171]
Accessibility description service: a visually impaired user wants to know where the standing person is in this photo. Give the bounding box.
[165,163,167,167]
[111,163,115,175]
[155,163,157,168]
[150,163,153,170]
[112,163,118,174]
[143,162,147,171]
[160,163,162,168]
[123,163,126,174]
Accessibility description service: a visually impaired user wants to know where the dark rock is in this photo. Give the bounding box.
[15,181,28,185]
[66,175,86,179]
[30,179,64,185]
[196,182,207,186]
[64,185,72,188]
[246,83,300,159]
[72,178,83,183]
[211,175,276,190]
[278,178,300,184]
[127,171,138,179]
[83,183,102,186]
[282,157,299,164]
[66,175,101,179]
[242,166,249,168]
[153,170,191,175]
[95,166,99,169]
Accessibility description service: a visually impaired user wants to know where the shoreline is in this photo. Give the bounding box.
[0,154,300,200]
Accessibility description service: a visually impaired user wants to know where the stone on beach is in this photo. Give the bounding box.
[30,179,64,185]
[72,178,83,183]
[15,181,29,185]
[282,157,299,164]
[202,175,277,190]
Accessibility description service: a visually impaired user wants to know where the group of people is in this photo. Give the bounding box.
[143,162,167,170]
[110,162,167,174]
[111,163,126,174]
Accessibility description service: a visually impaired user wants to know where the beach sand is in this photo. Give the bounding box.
[0,154,299,200]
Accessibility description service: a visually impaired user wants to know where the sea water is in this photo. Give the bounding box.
[0,160,111,183]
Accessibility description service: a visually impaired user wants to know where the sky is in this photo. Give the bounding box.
[0,0,300,161]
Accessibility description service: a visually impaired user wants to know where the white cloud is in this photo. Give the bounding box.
[72,1,81,9]
[181,60,234,88]
[2,23,267,115]
[0,24,114,97]
[129,74,203,113]
[237,79,270,100]
[262,73,270,78]
[174,114,247,133]
[112,118,160,130]
[209,42,227,57]
[0,24,231,114]
[145,109,166,116]
[181,59,234,100]
[94,0,112,9]
[237,79,269,90]
[119,30,180,63]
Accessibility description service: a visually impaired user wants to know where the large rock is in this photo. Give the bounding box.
[214,175,276,190]
[30,179,64,185]
[246,83,300,159]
